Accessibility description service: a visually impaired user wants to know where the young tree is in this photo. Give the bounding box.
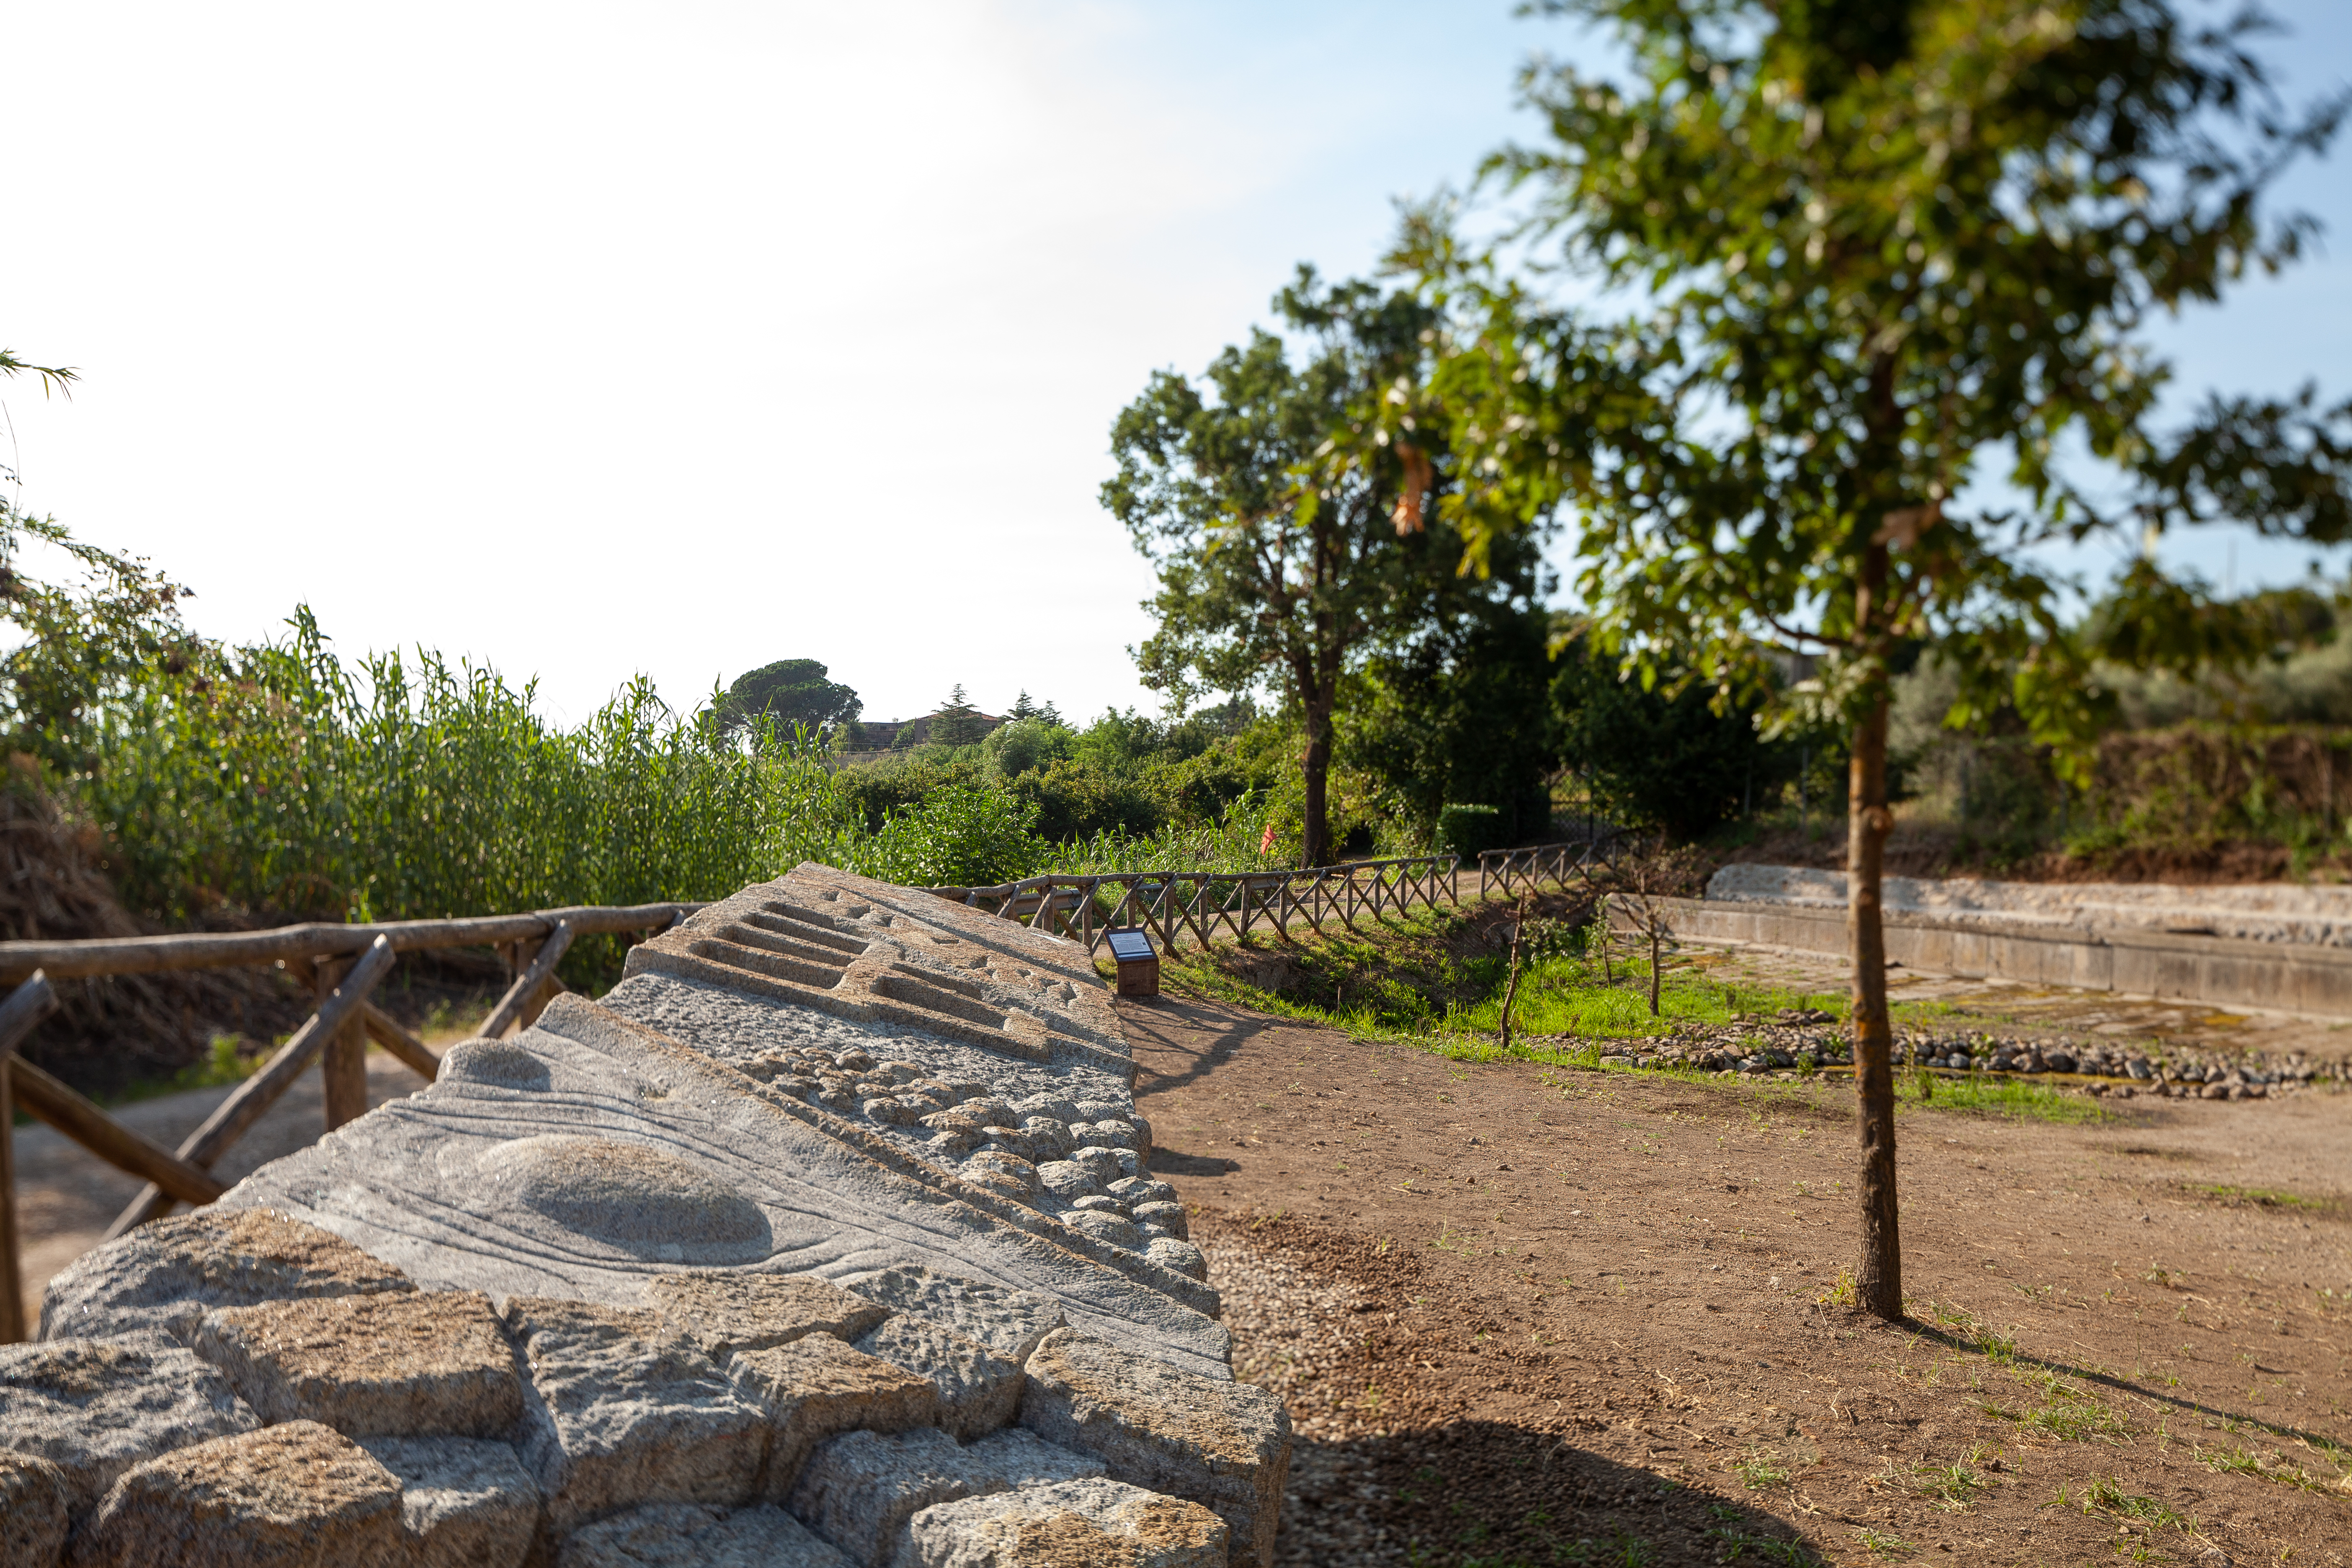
[928,684,993,748]
[1418,0,2352,1318]
[1106,268,1538,866]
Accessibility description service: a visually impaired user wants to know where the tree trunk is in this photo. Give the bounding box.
[1849,547,1901,1321]
[1301,695,1333,869]
[1648,925,1662,1016]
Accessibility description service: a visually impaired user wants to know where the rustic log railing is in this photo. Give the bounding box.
[1477,837,1619,902]
[927,855,1459,954]
[0,901,694,1341]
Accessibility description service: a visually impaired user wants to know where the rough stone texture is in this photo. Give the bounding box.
[507,1297,769,1533]
[839,1267,1063,1366]
[789,1427,1106,1568]
[1,1451,71,1568]
[39,1207,413,1343]
[192,1289,521,1436]
[896,1477,1230,1568]
[0,1336,258,1513]
[1019,1332,1291,1568]
[727,1332,941,1495]
[206,869,1231,1371]
[358,1435,542,1567]
[67,1419,408,1568]
[853,1318,1022,1442]
[645,1273,890,1359]
[34,869,1280,1565]
[560,1502,851,1567]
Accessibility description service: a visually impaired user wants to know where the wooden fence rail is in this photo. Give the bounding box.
[926,854,1460,954]
[0,901,695,1341]
[1477,837,1619,902]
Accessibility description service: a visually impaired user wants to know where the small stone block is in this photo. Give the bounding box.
[643,1272,891,1360]
[729,1333,941,1496]
[0,1336,257,1513]
[789,1427,1104,1568]
[193,1289,522,1436]
[0,1451,70,1568]
[358,1435,542,1568]
[506,1297,769,1533]
[852,1319,1021,1442]
[39,1208,412,1343]
[896,1476,1229,1568]
[560,1501,853,1568]
[67,1419,408,1568]
[1019,1331,1291,1568]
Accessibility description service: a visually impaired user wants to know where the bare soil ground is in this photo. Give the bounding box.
[1126,968,2352,1566]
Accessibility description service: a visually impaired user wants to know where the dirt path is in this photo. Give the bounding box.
[11,1050,433,1330]
[1124,991,2352,1565]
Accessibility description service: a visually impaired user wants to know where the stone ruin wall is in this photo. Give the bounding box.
[0,865,1291,1568]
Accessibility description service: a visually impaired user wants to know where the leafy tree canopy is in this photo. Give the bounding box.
[1106,266,1545,864]
[718,658,861,741]
[928,683,994,748]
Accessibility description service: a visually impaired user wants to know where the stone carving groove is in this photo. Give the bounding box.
[2,866,1289,1566]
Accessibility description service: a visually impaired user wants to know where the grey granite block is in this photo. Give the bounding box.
[358,1435,542,1567]
[894,1476,1229,1568]
[0,1336,257,1513]
[192,1289,521,1436]
[67,1420,407,1568]
[560,1502,850,1568]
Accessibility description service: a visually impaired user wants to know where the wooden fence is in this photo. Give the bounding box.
[1476,837,1619,902]
[0,902,694,1342]
[925,854,1458,954]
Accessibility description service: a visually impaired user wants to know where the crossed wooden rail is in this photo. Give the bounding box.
[926,855,1459,954]
[1477,837,1620,901]
[0,902,694,1341]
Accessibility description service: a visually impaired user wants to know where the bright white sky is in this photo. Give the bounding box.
[6,1,2349,727]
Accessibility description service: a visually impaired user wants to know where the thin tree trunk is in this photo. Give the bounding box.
[1849,546,1901,1321]
[1498,893,1529,1051]
[1648,925,1662,1016]
[1301,695,1334,869]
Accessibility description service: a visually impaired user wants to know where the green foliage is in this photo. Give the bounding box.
[1347,603,1557,845]
[927,684,993,748]
[1554,621,1786,841]
[1436,804,1503,858]
[1105,266,1540,864]
[1417,0,2352,776]
[716,658,861,741]
[855,785,1043,889]
[980,717,1073,780]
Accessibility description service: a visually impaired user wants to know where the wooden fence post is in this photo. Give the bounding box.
[481,921,573,1041]
[318,955,370,1132]
[107,937,398,1240]
[0,972,61,1344]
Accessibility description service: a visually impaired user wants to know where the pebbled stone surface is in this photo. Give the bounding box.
[1019,1331,1291,1568]
[788,1426,1106,1568]
[895,1476,1230,1568]
[39,1208,413,1344]
[0,1450,71,1568]
[838,1267,1063,1366]
[560,1501,852,1567]
[358,1435,542,1567]
[192,1288,521,1436]
[852,1318,1022,1442]
[645,1272,890,1359]
[0,1335,257,1513]
[67,1419,407,1568]
[728,1331,941,1496]
[507,1297,769,1533]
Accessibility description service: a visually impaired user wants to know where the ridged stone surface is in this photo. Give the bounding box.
[13,868,1291,1568]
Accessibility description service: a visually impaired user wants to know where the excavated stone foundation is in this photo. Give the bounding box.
[1,866,1290,1567]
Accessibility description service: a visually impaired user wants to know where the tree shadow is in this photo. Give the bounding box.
[1278,1421,1828,1566]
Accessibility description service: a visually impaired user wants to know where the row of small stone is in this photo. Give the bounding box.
[740,1045,1202,1277]
[1586,1014,2339,1101]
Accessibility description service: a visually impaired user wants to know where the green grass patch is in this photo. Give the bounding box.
[1894,1070,2110,1126]
[2186,1184,2326,1211]
[2055,1476,2190,1531]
